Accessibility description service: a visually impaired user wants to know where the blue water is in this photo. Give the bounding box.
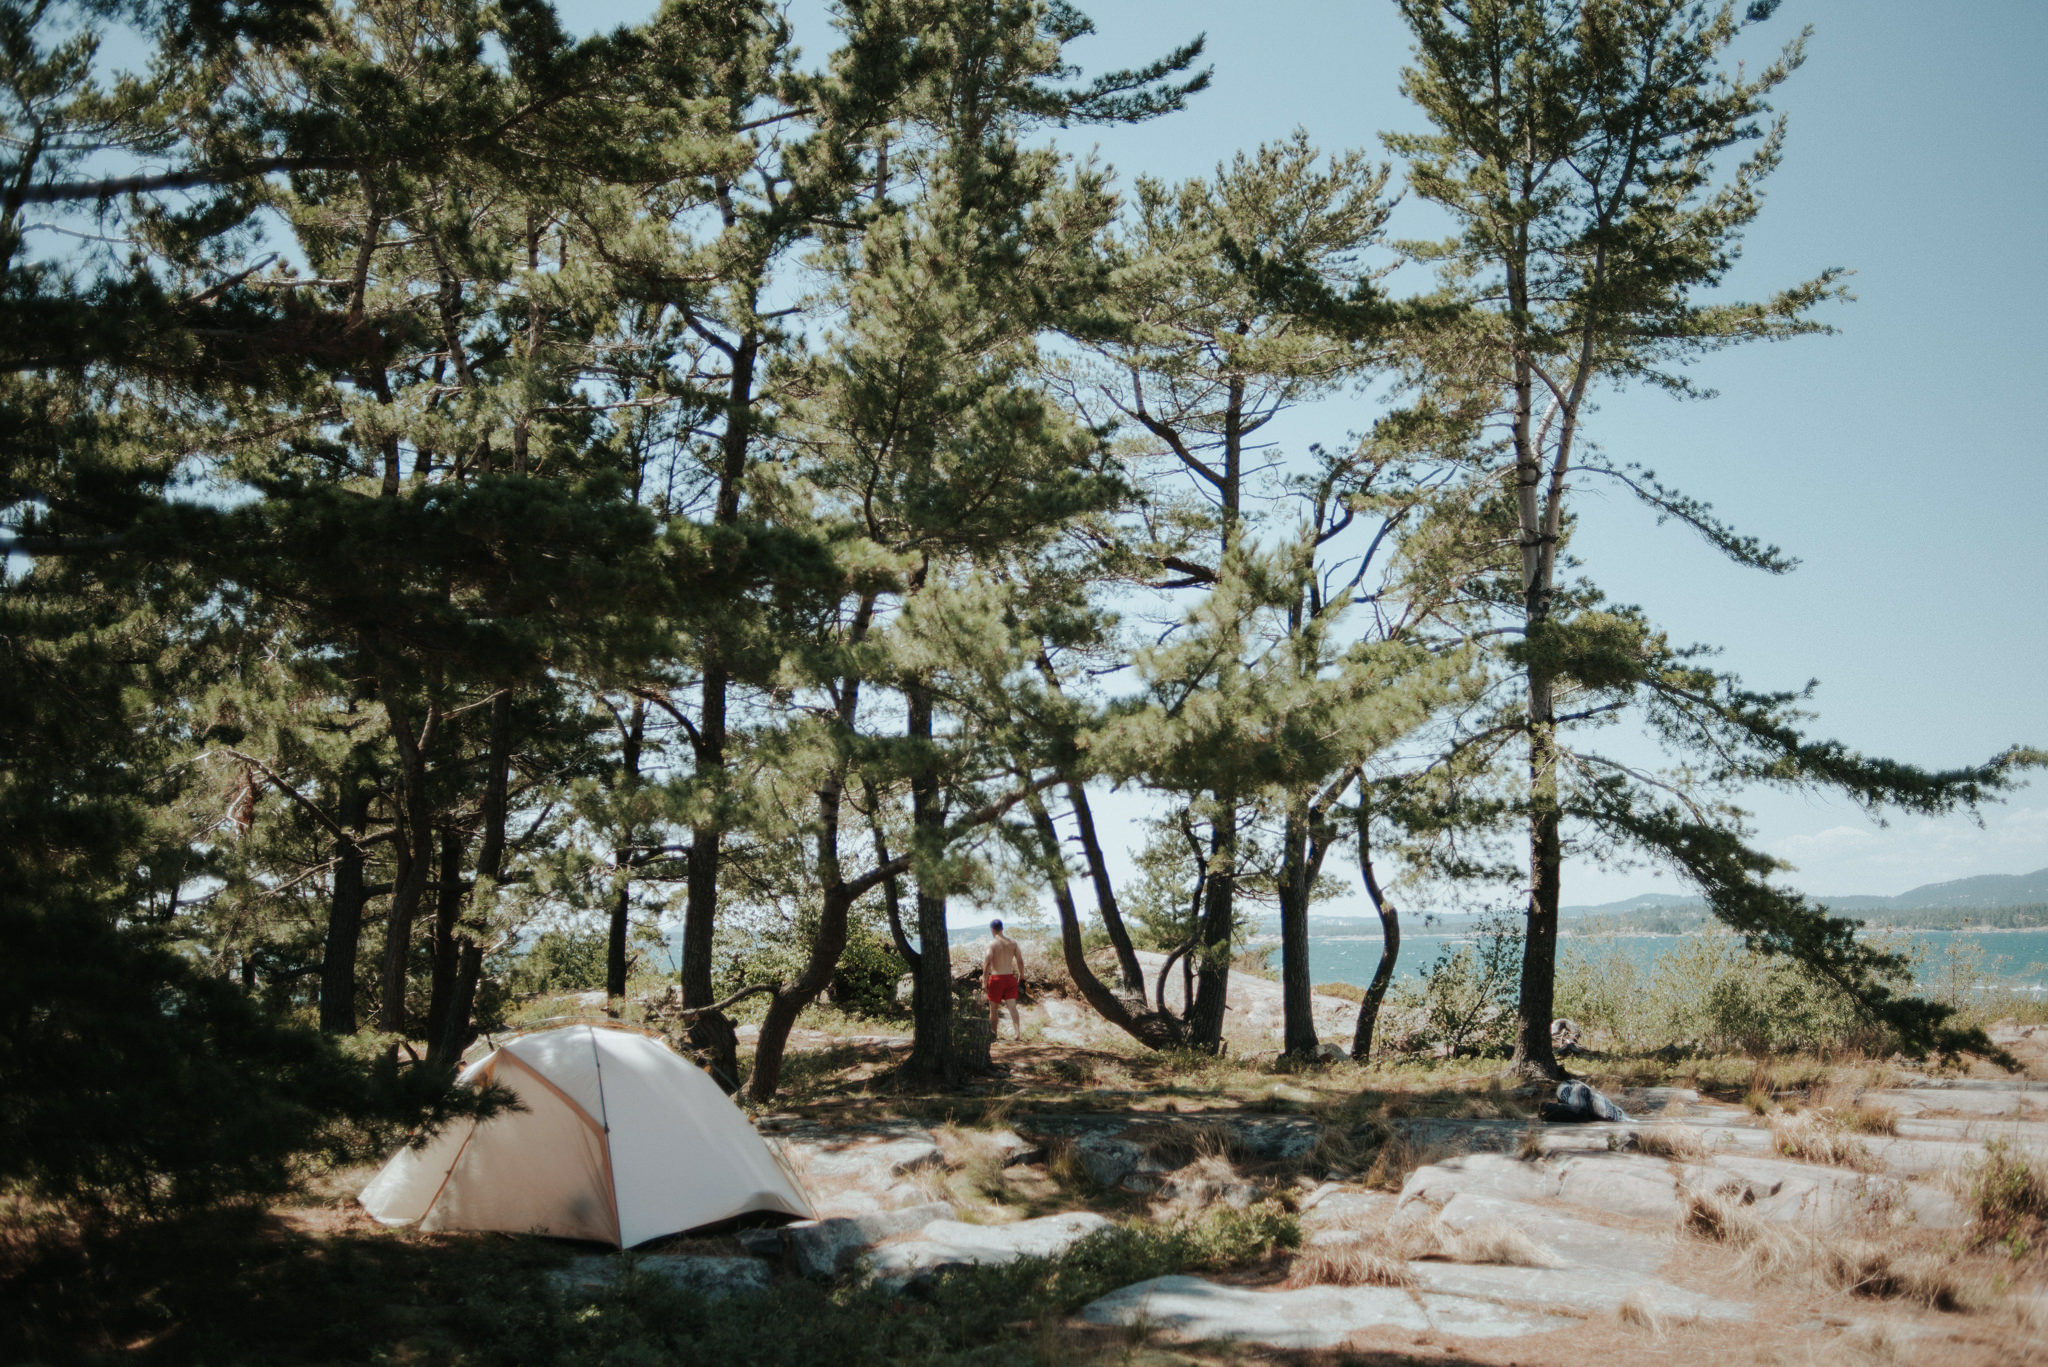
[1293,928,2048,994]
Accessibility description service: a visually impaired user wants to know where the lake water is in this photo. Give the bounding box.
[1291,927,2048,995]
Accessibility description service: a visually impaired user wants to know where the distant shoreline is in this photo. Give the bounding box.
[1290,922,2048,939]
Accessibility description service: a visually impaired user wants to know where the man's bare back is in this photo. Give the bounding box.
[983,920,1023,1039]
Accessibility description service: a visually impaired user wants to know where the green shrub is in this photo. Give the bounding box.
[828,926,909,1016]
[450,1205,1297,1367]
[1385,909,1521,1056]
[1555,932,1891,1054]
[505,929,608,996]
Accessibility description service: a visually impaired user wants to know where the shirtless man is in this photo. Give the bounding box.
[983,919,1024,1040]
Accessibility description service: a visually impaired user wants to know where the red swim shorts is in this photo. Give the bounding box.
[985,973,1019,1003]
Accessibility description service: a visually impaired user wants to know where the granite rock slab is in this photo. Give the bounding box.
[867,1211,1112,1286]
[1080,1274,1559,1348]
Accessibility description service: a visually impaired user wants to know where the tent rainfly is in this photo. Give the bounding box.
[360,1024,813,1246]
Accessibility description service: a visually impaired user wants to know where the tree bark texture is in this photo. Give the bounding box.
[376,678,439,1036]
[1276,796,1320,1060]
[681,331,759,1008]
[1065,780,1147,998]
[430,691,510,1064]
[900,682,958,1087]
[424,823,466,1049]
[1351,812,1400,1061]
[607,697,645,999]
[680,661,725,1008]
[318,778,366,1033]
[1026,791,1182,1049]
[1186,806,1237,1051]
[1514,708,1566,1079]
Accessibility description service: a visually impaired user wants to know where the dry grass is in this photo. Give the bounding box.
[1841,1102,1901,1136]
[1403,1215,1564,1268]
[1617,1285,1663,1335]
[1045,1135,1086,1190]
[1680,1185,1992,1313]
[1633,1122,1710,1161]
[1283,1242,1415,1288]
[1283,1206,1562,1289]
[933,1126,1020,1207]
[1769,1111,1883,1172]
[1128,1120,1244,1170]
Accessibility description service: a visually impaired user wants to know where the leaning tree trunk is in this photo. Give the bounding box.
[1065,779,1147,998]
[1185,804,1237,1052]
[319,778,368,1033]
[749,881,857,1104]
[1351,806,1401,1061]
[1026,790,1183,1049]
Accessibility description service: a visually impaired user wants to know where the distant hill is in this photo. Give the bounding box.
[1560,867,2048,918]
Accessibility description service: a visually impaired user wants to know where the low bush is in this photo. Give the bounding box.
[1378,909,1521,1057]
[505,928,608,996]
[1555,932,1898,1056]
[1964,1136,2048,1246]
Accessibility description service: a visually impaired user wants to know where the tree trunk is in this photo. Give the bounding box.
[378,825,428,1035]
[682,331,758,1008]
[900,682,958,1086]
[1513,706,1566,1079]
[608,697,645,999]
[318,778,366,1033]
[424,823,466,1049]
[680,663,723,1007]
[427,690,508,1062]
[1186,805,1237,1051]
[1351,810,1400,1061]
[372,668,446,1037]
[865,778,919,971]
[749,882,856,1104]
[1027,790,1181,1049]
[434,937,483,1068]
[1277,795,1319,1060]
[1065,779,1147,998]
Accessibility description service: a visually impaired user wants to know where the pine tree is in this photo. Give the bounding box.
[1390,0,2035,1075]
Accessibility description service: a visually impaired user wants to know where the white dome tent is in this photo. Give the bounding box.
[360,1024,812,1247]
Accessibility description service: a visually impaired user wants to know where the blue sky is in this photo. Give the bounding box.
[579,0,2048,906]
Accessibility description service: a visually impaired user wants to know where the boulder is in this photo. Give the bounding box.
[1156,1165,1259,1211]
[784,1201,953,1279]
[1236,1116,1319,1160]
[548,1254,771,1301]
[800,1134,944,1181]
[1541,1080,1628,1123]
[1072,1132,1146,1188]
[1681,1156,1971,1233]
